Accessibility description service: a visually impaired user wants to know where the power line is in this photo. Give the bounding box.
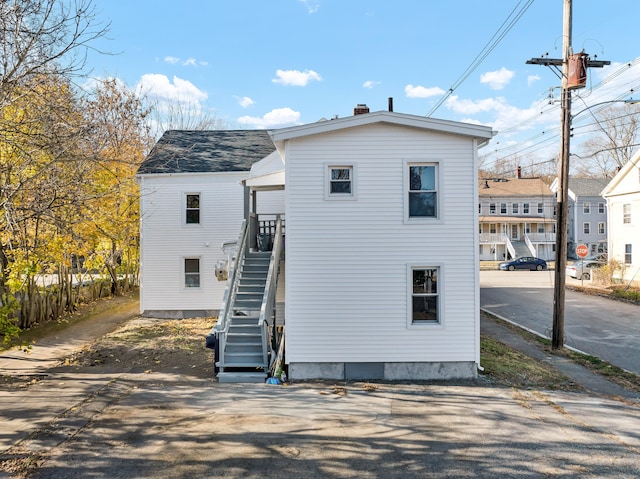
[426,0,535,117]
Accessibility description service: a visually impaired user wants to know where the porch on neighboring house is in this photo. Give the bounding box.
[479,217,556,261]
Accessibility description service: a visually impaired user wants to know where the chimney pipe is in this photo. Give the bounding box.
[354,104,370,115]
[516,166,522,179]
[388,97,393,112]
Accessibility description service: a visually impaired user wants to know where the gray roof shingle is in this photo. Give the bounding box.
[569,177,610,197]
[137,130,276,175]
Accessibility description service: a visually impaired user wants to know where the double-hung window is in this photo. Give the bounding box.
[408,163,438,219]
[625,244,632,265]
[523,203,530,214]
[623,204,631,224]
[598,222,605,234]
[186,194,200,224]
[489,203,496,214]
[184,258,200,288]
[326,164,356,199]
[583,222,590,234]
[512,203,519,214]
[537,202,544,214]
[598,203,605,214]
[410,266,440,324]
[500,203,507,214]
[583,202,591,214]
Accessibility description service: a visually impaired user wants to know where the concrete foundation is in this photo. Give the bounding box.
[289,361,478,381]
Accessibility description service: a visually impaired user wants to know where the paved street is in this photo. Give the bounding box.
[480,270,640,374]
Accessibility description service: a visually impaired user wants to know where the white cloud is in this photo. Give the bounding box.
[237,107,301,129]
[527,74,541,86]
[136,74,208,112]
[480,67,515,90]
[273,69,322,86]
[298,0,320,14]
[404,84,445,98]
[238,96,255,108]
[164,56,180,64]
[183,58,197,67]
[363,80,381,89]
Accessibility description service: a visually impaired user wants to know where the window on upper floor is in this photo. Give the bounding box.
[184,258,200,288]
[500,203,507,214]
[489,203,496,214]
[185,194,200,224]
[537,202,543,214]
[553,205,557,217]
[583,202,591,214]
[625,244,633,265]
[407,163,438,219]
[598,222,605,234]
[512,203,519,214]
[410,266,440,325]
[623,203,631,224]
[327,165,353,196]
[523,203,530,214]
[478,203,481,214]
[598,202,605,214]
[583,222,590,234]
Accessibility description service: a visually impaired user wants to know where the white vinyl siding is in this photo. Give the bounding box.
[284,123,478,364]
[138,172,248,314]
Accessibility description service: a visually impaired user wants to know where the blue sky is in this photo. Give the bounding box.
[87,0,640,167]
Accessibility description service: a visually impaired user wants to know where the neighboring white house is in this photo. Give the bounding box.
[549,177,609,258]
[478,175,556,261]
[136,130,279,318]
[269,109,494,380]
[602,152,640,285]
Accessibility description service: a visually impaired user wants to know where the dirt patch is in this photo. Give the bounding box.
[57,317,216,379]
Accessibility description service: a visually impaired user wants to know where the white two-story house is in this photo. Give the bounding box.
[141,106,495,381]
[602,151,640,285]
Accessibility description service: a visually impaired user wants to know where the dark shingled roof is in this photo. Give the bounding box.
[137,130,276,175]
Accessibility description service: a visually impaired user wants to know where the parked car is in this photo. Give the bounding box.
[499,257,547,271]
[566,261,604,280]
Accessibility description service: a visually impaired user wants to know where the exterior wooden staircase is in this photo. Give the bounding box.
[208,216,283,383]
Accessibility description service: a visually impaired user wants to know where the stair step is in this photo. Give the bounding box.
[230,317,260,325]
[217,371,267,383]
[225,343,263,353]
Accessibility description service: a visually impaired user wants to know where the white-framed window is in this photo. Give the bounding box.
[490,223,497,234]
[625,244,632,264]
[553,205,557,217]
[184,258,201,288]
[489,203,496,214]
[512,203,519,214]
[537,202,544,214]
[185,193,200,224]
[523,203,530,214]
[623,203,631,224]
[598,222,605,235]
[583,202,591,214]
[583,222,590,234]
[537,224,545,234]
[478,203,482,214]
[500,203,507,214]
[407,163,438,219]
[325,164,356,199]
[409,266,441,325]
[598,202,605,214]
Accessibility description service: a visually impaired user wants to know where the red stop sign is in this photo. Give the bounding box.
[576,244,589,258]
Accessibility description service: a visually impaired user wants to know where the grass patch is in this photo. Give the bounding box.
[480,334,579,390]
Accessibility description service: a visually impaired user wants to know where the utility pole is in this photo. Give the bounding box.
[553,0,572,349]
[526,0,609,349]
